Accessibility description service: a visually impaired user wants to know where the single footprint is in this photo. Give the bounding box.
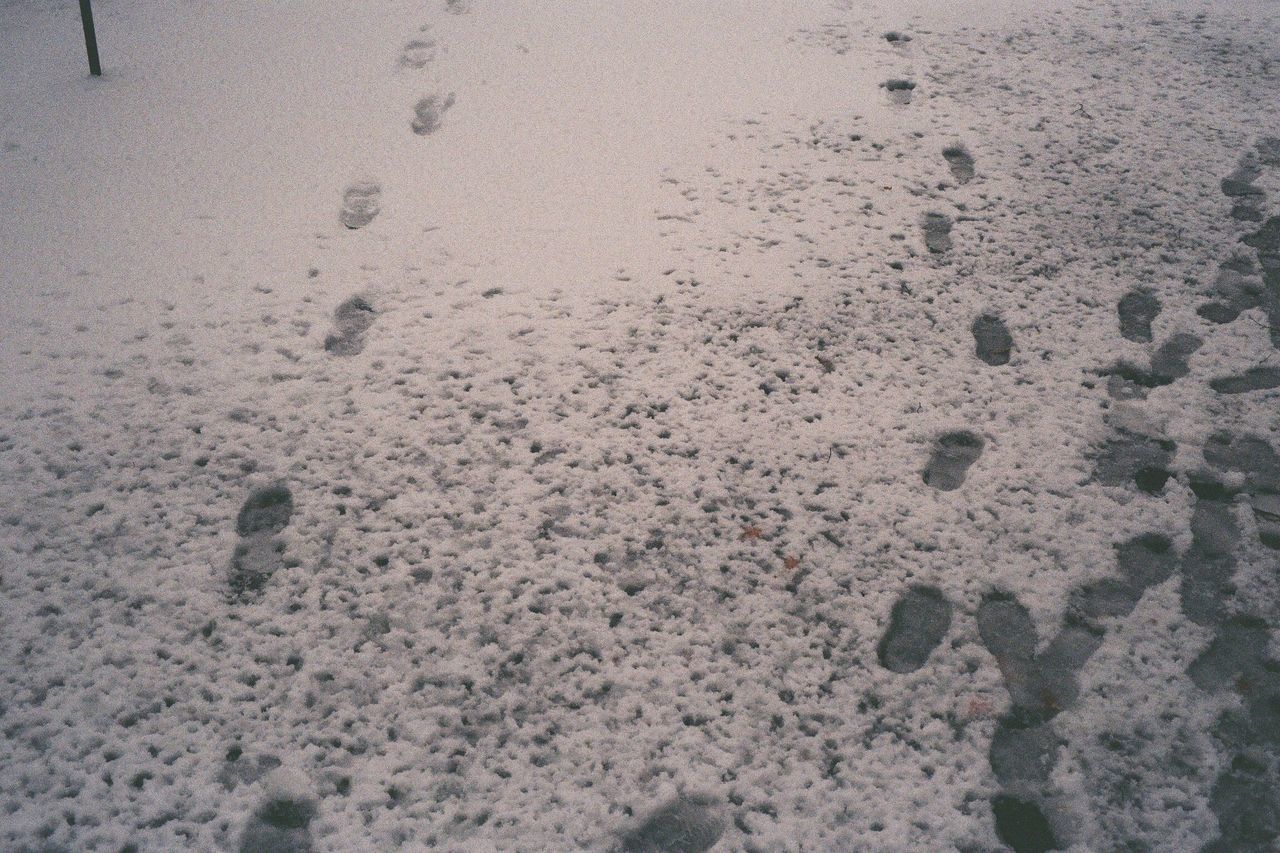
[1180,489,1242,628]
[398,38,437,69]
[324,296,376,356]
[884,78,916,105]
[238,768,316,853]
[412,92,456,135]
[942,144,975,183]
[1116,288,1160,342]
[1203,432,1280,548]
[1148,332,1202,384]
[445,0,472,13]
[1067,534,1176,626]
[922,212,952,253]
[1209,365,1280,394]
[976,594,1042,710]
[230,484,294,597]
[1091,431,1175,494]
[1099,333,1201,398]
[991,795,1058,853]
[876,585,952,673]
[620,794,725,853]
[922,430,983,491]
[1197,263,1264,325]
[1221,161,1265,200]
[338,178,381,229]
[972,313,1013,365]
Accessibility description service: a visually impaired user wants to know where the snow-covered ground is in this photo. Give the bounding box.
[2,0,1279,850]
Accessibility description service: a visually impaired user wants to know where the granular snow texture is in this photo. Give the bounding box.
[2,0,1279,850]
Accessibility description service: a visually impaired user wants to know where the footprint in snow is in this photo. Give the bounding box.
[1197,261,1264,325]
[238,768,316,853]
[1201,431,1280,550]
[229,484,294,597]
[1099,333,1201,399]
[1209,365,1280,394]
[324,296,377,356]
[398,38,437,69]
[942,144,975,184]
[978,533,1178,853]
[972,313,1013,365]
[876,585,952,673]
[1090,430,1175,495]
[883,78,916,105]
[338,178,381,229]
[922,212,952,253]
[619,794,725,853]
[1221,156,1266,222]
[922,430,983,491]
[1116,288,1160,342]
[412,92,456,135]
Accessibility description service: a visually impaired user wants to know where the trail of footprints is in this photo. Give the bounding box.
[335,5,465,231]
[221,18,1280,851]
[875,52,1280,850]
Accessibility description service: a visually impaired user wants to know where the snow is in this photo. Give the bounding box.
[2,0,1279,850]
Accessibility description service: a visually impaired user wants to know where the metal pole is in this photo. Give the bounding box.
[79,0,101,77]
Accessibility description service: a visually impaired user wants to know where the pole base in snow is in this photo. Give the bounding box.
[79,0,102,77]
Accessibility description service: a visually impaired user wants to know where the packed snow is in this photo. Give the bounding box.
[1,0,1279,850]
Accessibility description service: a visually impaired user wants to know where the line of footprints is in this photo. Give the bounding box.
[224,20,1280,852]
[891,134,1280,852]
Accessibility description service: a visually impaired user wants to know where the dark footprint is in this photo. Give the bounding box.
[922,212,952,253]
[238,774,316,853]
[922,430,983,491]
[1203,431,1280,490]
[1179,491,1240,627]
[972,313,1013,365]
[989,716,1057,790]
[338,179,381,229]
[230,484,294,597]
[976,594,1042,711]
[1099,333,1201,398]
[1221,165,1265,201]
[1117,288,1160,342]
[1209,366,1280,394]
[1197,264,1264,325]
[398,38,437,69]
[1204,432,1280,548]
[620,794,725,853]
[884,78,916,105]
[1187,616,1280,850]
[991,795,1059,853]
[1188,617,1271,693]
[324,296,377,356]
[942,144,975,183]
[411,92,456,135]
[1148,333,1202,384]
[1066,534,1176,630]
[1091,431,1175,494]
[876,585,953,673]
[1206,758,1280,851]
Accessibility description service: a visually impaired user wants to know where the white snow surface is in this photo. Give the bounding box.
[2,0,1279,850]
